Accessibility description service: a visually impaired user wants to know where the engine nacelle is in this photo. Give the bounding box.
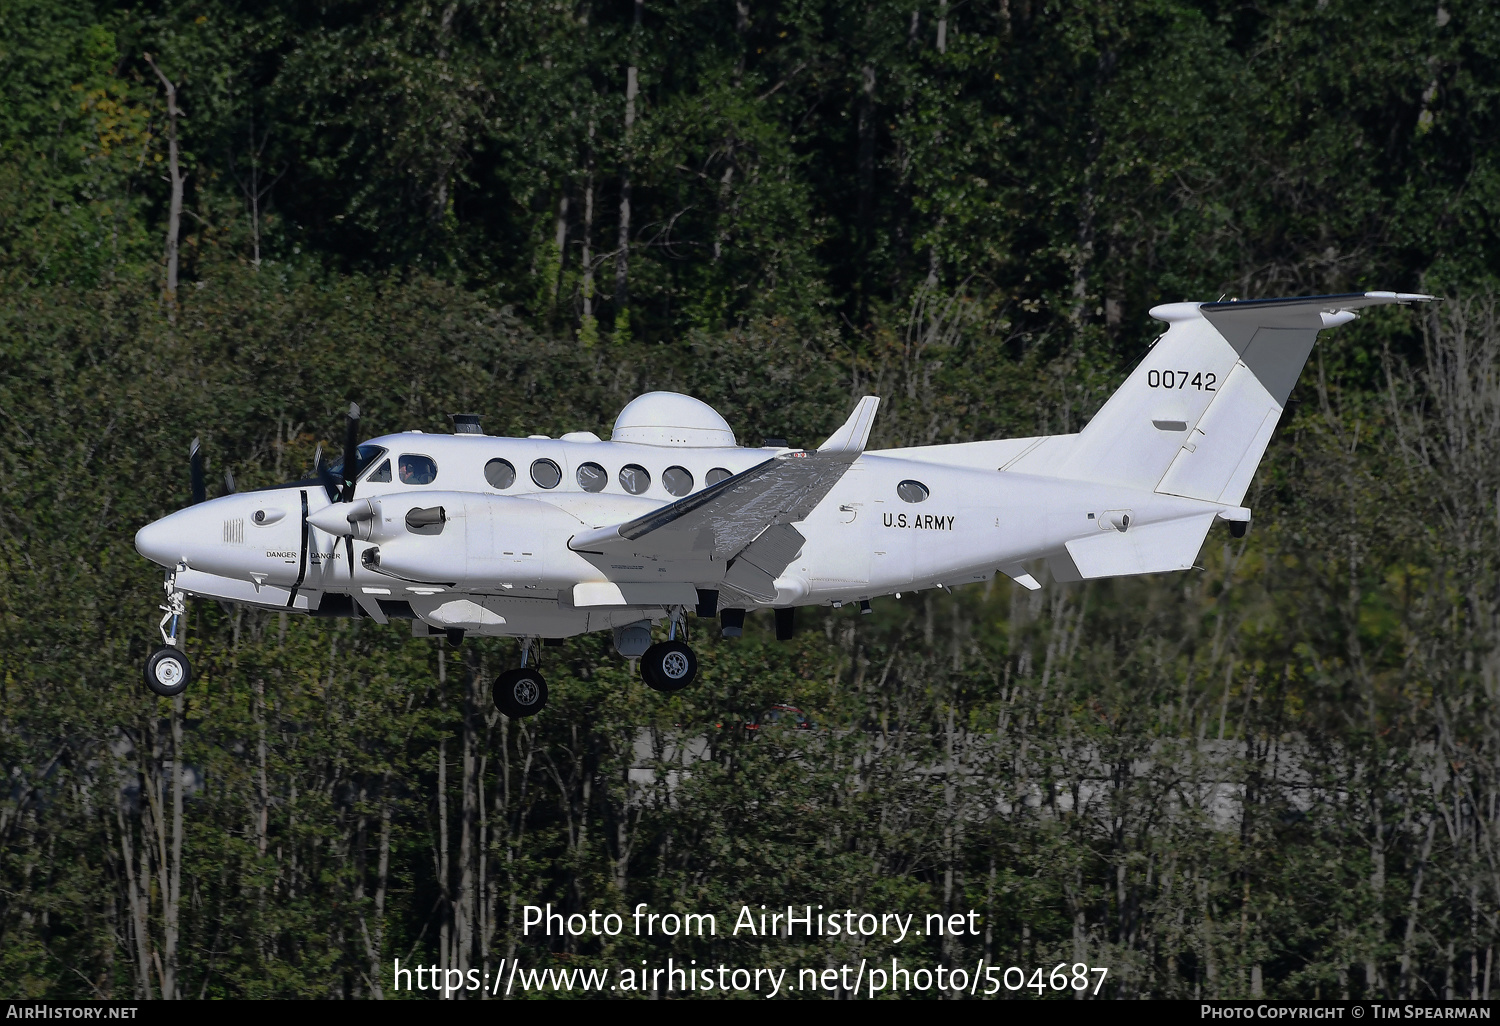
[342,491,579,589]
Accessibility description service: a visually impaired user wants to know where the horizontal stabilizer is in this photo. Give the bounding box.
[1061,514,1217,580]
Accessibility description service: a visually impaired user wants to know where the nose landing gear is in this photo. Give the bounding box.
[145,647,192,697]
[145,570,192,697]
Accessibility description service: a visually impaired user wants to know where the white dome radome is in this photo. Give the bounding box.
[611,392,737,447]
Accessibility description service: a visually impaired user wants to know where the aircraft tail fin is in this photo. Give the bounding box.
[1053,292,1434,504]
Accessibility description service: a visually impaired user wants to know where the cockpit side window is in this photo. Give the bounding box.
[398,454,438,485]
[366,459,392,483]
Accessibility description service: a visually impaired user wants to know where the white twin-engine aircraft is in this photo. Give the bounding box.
[135,292,1432,715]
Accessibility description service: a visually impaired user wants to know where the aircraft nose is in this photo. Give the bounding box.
[135,514,187,568]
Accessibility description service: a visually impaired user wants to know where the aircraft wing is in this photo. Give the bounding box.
[569,396,879,601]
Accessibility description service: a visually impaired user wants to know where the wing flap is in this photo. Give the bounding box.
[723,560,778,600]
[721,523,807,601]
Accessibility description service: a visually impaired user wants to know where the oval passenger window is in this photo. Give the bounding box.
[398,454,438,485]
[577,462,608,492]
[484,458,515,490]
[897,479,929,503]
[705,467,732,486]
[663,466,694,497]
[530,459,562,489]
[619,464,651,495]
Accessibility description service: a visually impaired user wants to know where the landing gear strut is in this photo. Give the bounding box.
[493,638,548,717]
[145,569,192,698]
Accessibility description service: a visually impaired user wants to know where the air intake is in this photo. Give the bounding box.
[450,413,484,435]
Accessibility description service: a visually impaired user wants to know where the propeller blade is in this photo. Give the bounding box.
[223,467,237,495]
[190,437,206,504]
[340,402,361,503]
[312,443,323,474]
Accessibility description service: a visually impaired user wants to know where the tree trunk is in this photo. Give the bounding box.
[165,694,184,1000]
[579,123,597,346]
[144,55,185,313]
[551,193,569,307]
[438,736,450,992]
[1399,817,1437,997]
[455,651,482,990]
[114,794,153,999]
[614,0,642,340]
[857,64,876,269]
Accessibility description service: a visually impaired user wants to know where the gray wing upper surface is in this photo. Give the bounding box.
[568,396,879,600]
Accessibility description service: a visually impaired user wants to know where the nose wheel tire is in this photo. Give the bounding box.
[641,640,697,693]
[144,647,192,697]
[494,667,548,718]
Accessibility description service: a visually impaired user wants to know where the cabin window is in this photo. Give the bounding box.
[705,467,732,486]
[398,454,438,485]
[619,464,651,495]
[577,462,608,492]
[897,479,929,503]
[663,466,694,497]
[484,458,516,490]
[530,458,562,489]
[366,459,392,483]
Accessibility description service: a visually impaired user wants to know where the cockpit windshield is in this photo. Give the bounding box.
[321,444,388,499]
[327,445,388,482]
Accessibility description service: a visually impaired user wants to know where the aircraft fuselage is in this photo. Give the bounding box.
[136,427,1228,640]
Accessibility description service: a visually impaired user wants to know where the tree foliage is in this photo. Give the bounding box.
[2,0,1499,1000]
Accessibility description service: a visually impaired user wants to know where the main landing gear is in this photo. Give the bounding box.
[640,609,698,693]
[144,570,192,698]
[493,638,548,718]
[641,640,697,693]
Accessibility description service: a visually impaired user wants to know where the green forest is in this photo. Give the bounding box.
[3,0,1500,1001]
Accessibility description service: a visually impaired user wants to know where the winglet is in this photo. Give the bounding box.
[817,396,880,455]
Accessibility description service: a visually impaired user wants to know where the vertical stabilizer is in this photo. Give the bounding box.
[1053,293,1434,504]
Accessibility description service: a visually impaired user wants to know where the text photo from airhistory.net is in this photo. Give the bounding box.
[3,0,1499,1010]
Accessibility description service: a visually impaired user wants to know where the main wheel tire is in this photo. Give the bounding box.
[641,640,697,693]
[144,647,192,697]
[493,667,548,718]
